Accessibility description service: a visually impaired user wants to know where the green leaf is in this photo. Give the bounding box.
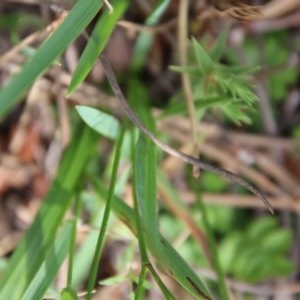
[68,0,129,93]
[21,222,73,300]
[132,0,171,70]
[161,97,233,118]
[92,179,212,299]
[0,0,104,120]
[0,125,98,299]
[192,37,214,75]
[204,205,234,234]
[209,28,228,61]
[247,217,277,241]
[218,65,260,76]
[169,65,202,76]
[219,232,242,272]
[99,274,130,286]
[76,106,120,140]
[271,257,294,276]
[134,133,158,239]
[61,287,78,300]
[221,103,253,125]
[261,229,292,254]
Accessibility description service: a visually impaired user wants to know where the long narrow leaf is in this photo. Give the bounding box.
[21,221,73,300]
[192,38,214,75]
[91,179,212,299]
[134,133,158,236]
[0,125,98,299]
[0,0,103,119]
[68,0,129,93]
[87,127,125,299]
[132,0,171,70]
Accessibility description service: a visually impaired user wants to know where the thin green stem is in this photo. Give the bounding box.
[178,0,198,164]
[86,127,125,300]
[67,192,82,287]
[134,266,148,300]
[196,193,229,300]
[131,133,150,264]
[147,264,177,300]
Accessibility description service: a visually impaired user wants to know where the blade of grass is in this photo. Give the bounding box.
[0,124,98,299]
[86,126,125,300]
[191,38,214,75]
[68,0,129,94]
[132,0,171,70]
[209,28,228,61]
[134,133,158,239]
[132,132,175,300]
[67,192,82,288]
[0,0,104,120]
[91,178,212,299]
[134,267,148,300]
[131,132,152,299]
[21,221,73,300]
[70,203,105,289]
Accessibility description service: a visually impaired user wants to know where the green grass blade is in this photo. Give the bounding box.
[131,131,154,299]
[67,194,82,288]
[209,28,228,61]
[134,133,158,238]
[91,179,212,299]
[191,38,214,75]
[146,265,177,300]
[68,0,129,94]
[132,0,171,70]
[21,221,73,300]
[0,0,104,120]
[86,127,125,300]
[76,105,120,139]
[0,125,98,299]
[134,267,148,300]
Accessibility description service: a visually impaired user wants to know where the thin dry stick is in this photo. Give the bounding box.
[100,55,274,214]
[117,19,177,34]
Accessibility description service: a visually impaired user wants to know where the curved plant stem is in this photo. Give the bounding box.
[100,55,274,214]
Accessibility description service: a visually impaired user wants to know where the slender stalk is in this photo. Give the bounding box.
[134,266,147,300]
[147,264,177,300]
[196,193,229,300]
[100,54,273,214]
[131,131,151,299]
[86,127,125,300]
[67,192,82,287]
[178,0,199,168]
